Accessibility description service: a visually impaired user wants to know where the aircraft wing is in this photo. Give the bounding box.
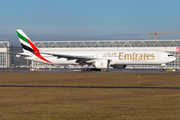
[40,52,95,61]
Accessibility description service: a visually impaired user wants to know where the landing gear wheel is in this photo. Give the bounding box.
[160,68,164,72]
[81,68,101,71]
[81,68,91,71]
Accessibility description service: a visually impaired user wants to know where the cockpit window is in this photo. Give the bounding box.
[168,54,173,57]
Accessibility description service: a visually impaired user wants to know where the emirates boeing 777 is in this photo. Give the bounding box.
[15,29,176,71]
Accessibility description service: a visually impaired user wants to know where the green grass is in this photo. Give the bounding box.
[0,73,180,119]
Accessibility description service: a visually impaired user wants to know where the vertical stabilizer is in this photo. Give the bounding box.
[16,29,38,54]
[16,29,52,63]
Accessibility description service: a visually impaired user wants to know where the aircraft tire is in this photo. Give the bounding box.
[160,68,164,72]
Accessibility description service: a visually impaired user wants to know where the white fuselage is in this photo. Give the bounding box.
[24,50,176,65]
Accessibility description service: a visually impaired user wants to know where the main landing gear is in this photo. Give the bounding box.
[81,68,101,71]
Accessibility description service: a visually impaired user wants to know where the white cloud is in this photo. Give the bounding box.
[0,33,142,45]
[0,26,99,31]
[0,26,143,45]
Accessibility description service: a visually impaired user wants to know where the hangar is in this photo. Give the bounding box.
[31,40,180,69]
[0,41,10,68]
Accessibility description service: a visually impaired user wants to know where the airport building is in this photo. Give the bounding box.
[31,40,180,69]
[0,41,10,68]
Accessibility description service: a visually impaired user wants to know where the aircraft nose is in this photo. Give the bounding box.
[173,57,176,61]
[168,56,176,62]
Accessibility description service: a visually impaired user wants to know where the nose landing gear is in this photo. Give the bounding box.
[160,63,166,72]
[160,68,164,72]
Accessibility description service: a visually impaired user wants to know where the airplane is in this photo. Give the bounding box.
[15,29,176,72]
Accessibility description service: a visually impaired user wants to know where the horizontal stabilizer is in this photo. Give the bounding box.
[8,52,32,57]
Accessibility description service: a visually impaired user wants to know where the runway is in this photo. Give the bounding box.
[0,68,180,73]
[0,85,180,89]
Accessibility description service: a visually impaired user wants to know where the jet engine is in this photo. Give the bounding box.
[111,65,126,69]
[94,59,110,69]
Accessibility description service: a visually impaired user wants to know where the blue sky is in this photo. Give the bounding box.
[0,0,180,45]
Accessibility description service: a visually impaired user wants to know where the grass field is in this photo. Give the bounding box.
[0,73,180,119]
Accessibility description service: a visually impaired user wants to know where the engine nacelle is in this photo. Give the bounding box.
[94,59,109,69]
[111,65,126,69]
